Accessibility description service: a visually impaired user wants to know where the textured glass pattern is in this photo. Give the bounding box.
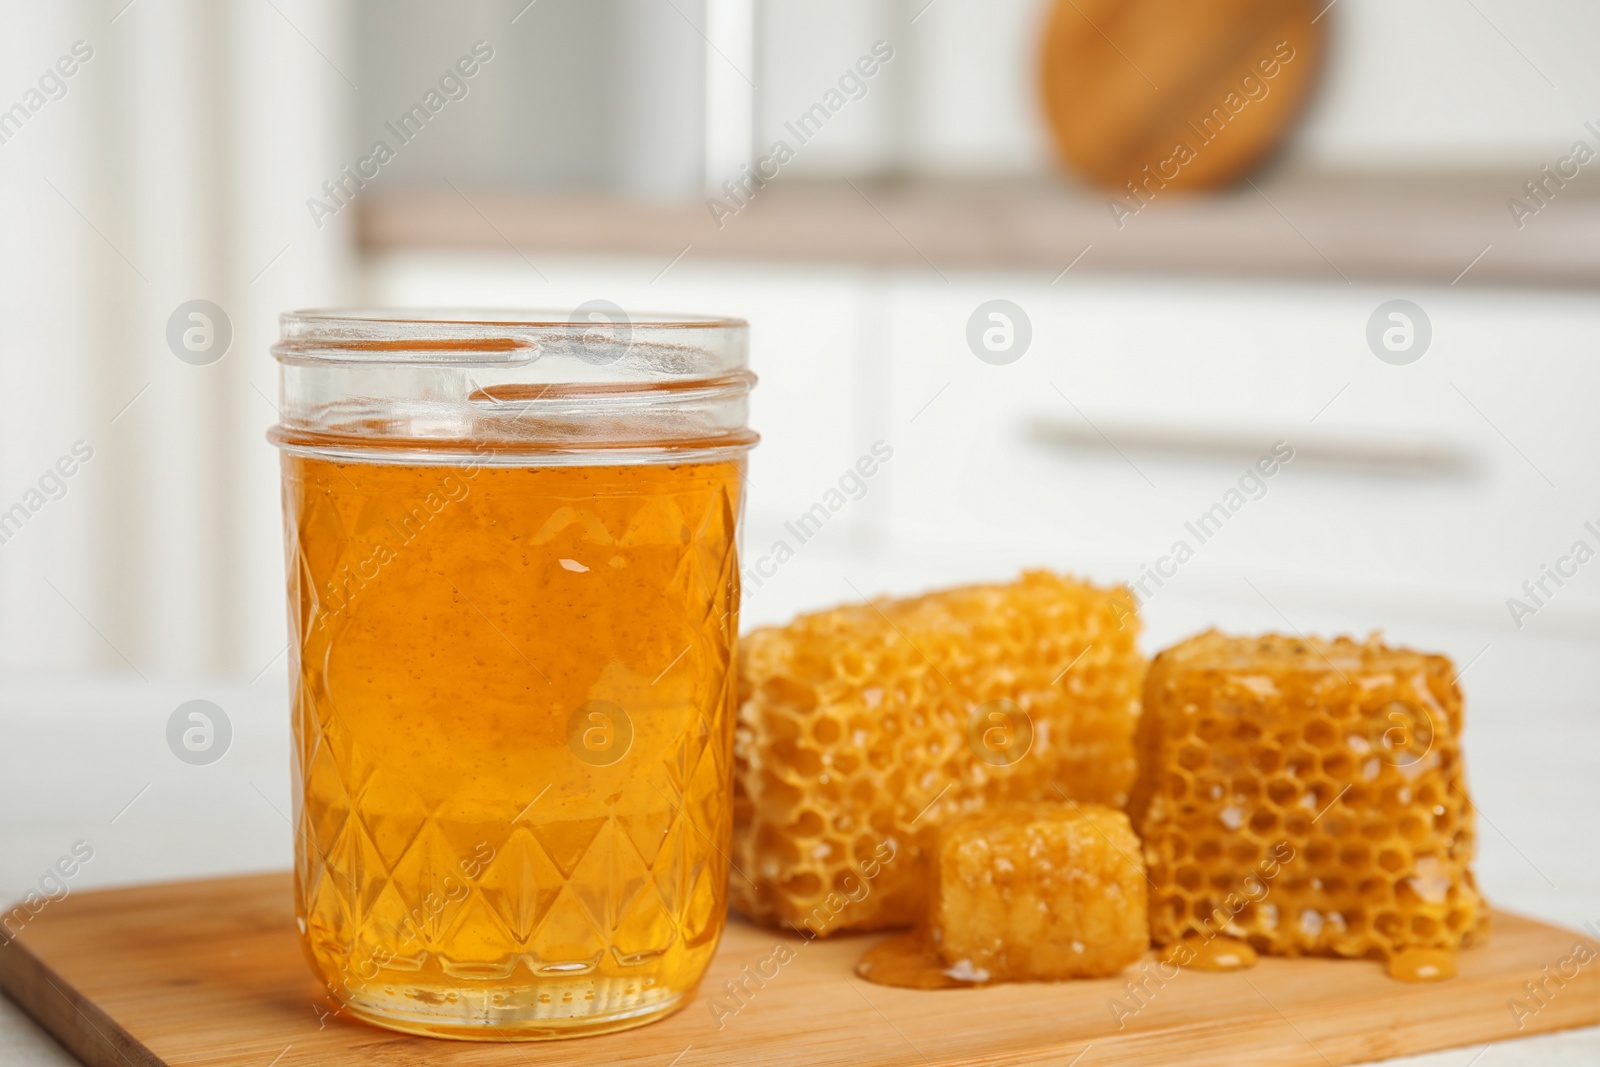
[283,455,742,1038]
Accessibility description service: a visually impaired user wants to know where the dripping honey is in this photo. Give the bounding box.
[1162,935,1259,972]
[284,454,744,1039]
[1387,947,1457,983]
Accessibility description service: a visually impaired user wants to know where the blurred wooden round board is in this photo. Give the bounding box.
[1039,0,1327,193]
[2,873,1597,1066]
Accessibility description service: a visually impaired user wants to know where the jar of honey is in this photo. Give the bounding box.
[269,309,756,1040]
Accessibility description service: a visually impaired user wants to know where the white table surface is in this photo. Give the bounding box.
[2,604,1596,1066]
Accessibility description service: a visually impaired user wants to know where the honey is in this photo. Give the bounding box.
[1132,631,1488,963]
[855,932,984,990]
[1386,947,1457,983]
[270,310,757,1039]
[929,803,1149,981]
[284,453,745,1039]
[1161,935,1258,972]
[733,572,1144,935]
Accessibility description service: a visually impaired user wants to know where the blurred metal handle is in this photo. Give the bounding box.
[1027,417,1476,478]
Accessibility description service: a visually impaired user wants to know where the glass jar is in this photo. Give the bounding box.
[269,309,756,1040]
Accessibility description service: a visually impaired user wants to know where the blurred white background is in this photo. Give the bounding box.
[1,0,1597,680]
[1,2,1597,1063]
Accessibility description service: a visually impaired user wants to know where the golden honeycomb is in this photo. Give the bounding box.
[732,571,1144,935]
[1131,630,1488,961]
[931,803,1149,980]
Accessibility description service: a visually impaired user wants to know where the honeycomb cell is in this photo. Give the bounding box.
[733,571,1144,935]
[813,717,842,745]
[1322,752,1355,778]
[1248,809,1278,834]
[930,804,1149,980]
[791,809,824,837]
[1130,630,1488,961]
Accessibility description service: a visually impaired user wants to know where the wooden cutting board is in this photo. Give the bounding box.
[2,873,1597,1067]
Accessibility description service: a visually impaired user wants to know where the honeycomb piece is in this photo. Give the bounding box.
[1131,630,1488,962]
[931,803,1149,980]
[732,571,1144,935]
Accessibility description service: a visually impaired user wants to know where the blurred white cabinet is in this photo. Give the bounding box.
[883,275,1600,635]
[365,253,1600,650]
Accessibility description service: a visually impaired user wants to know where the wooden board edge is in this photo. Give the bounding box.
[2,883,1596,1067]
[1275,950,1600,1067]
[0,934,162,1067]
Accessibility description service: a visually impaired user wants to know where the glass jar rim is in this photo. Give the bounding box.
[275,307,748,366]
[284,307,749,329]
[271,306,756,465]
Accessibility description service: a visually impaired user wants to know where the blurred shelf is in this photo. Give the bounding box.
[360,170,1600,288]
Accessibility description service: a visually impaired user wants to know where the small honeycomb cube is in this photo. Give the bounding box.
[732,571,1144,935]
[1131,631,1488,961]
[932,803,1149,980]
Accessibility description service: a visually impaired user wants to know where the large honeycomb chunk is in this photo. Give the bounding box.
[733,571,1144,935]
[932,803,1149,980]
[1131,631,1488,961]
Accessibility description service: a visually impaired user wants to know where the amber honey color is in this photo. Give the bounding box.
[734,572,1144,936]
[282,453,744,1039]
[1133,631,1488,964]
